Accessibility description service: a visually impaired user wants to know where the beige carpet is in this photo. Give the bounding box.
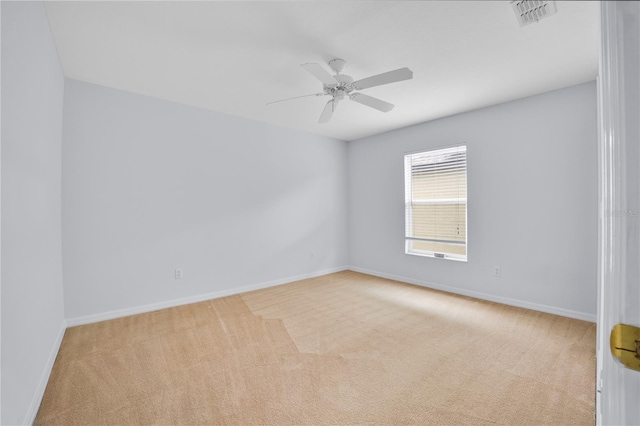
[36,271,596,425]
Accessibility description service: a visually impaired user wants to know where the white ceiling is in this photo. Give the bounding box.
[43,1,599,142]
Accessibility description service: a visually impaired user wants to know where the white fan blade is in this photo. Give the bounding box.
[266,93,326,105]
[301,63,338,85]
[350,93,394,112]
[318,99,336,124]
[353,67,413,90]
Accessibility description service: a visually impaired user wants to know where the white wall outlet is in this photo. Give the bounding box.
[493,266,502,277]
[310,251,315,259]
[175,268,183,279]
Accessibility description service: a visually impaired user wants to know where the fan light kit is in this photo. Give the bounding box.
[511,0,557,27]
[268,59,413,124]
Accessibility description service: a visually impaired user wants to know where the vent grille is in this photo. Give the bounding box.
[511,0,557,27]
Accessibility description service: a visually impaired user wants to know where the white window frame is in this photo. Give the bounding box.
[404,145,468,262]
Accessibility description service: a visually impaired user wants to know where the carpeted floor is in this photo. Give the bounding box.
[36,271,596,425]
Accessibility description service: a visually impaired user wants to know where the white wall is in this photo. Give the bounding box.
[348,82,598,320]
[62,79,348,320]
[1,2,66,424]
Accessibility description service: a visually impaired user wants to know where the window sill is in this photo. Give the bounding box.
[405,250,467,262]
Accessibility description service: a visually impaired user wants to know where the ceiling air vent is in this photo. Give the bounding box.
[511,0,557,27]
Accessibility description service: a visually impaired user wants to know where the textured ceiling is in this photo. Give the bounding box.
[43,1,599,141]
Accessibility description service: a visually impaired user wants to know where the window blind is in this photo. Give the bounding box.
[404,145,467,260]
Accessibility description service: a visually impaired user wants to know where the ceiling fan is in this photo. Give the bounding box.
[267,59,413,124]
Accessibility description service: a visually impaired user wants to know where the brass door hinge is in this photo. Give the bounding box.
[610,323,640,372]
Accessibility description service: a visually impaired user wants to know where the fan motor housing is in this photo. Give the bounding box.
[324,74,354,98]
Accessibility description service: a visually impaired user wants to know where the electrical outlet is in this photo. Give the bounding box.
[175,268,183,279]
[493,266,501,277]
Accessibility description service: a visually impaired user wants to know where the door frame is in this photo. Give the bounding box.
[596,1,638,424]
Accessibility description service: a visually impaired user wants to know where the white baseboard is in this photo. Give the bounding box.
[66,266,349,327]
[347,266,596,323]
[24,319,67,426]
[66,265,595,326]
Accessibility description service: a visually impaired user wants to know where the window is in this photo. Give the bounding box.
[404,145,467,261]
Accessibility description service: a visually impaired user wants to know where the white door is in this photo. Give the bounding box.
[597,1,640,425]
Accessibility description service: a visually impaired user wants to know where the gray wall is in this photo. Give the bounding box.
[348,82,598,320]
[1,2,66,424]
[62,80,349,320]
